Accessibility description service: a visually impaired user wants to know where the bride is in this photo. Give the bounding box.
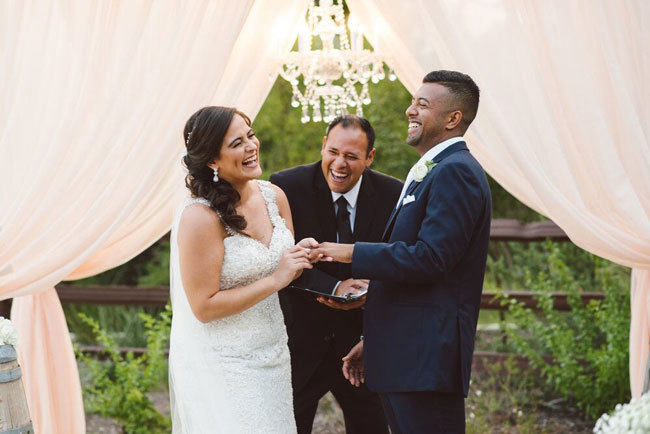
[169,106,315,433]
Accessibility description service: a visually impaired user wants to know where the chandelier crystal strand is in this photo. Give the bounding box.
[279,0,393,123]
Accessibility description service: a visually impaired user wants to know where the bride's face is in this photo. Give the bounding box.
[210,114,262,184]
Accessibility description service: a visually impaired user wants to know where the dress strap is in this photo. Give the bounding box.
[257,180,285,229]
[185,197,211,208]
[184,197,237,236]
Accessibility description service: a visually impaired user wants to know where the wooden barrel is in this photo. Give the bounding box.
[0,345,33,433]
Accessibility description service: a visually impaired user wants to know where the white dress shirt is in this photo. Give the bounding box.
[396,136,464,208]
[330,176,362,294]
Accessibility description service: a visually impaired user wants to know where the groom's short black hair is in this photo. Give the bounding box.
[423,70,480,133]
[325,115,375,156]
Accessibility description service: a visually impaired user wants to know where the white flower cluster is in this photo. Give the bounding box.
[0,316,18,346]
[412,160,437,182]
[594,393,650,433]
[412,161,430,182]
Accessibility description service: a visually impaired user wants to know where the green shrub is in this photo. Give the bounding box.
[67,304,165,347]
[499,242,630,419]
[75,305,172,434]
[137,241,170,287]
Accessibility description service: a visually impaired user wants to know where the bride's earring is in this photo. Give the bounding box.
[213,167,219,182]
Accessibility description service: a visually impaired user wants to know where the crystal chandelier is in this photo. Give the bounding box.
[279,0,395,123]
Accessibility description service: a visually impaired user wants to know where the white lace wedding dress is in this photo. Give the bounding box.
[168,180,297,433]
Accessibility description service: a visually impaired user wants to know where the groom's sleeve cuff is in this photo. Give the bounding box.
[351,242,389,280]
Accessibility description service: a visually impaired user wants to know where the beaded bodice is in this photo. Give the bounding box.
[171,180,294,355]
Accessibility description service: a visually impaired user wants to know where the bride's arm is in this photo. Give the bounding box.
[177,204,310,323]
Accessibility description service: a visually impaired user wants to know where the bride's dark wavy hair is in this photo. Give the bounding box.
[182,106,249,234]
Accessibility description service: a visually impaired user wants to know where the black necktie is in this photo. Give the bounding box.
[335,196,353,278]
[335,196,353,243]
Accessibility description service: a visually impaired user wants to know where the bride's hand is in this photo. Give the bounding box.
[272,245,313,289]
[297,237,324,263]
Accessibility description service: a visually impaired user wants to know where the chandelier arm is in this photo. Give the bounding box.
[278,0,389,123]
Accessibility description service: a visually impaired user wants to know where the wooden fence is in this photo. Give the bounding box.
[62,286,603,371]
[50,284,604,311]
[0,218,584,369]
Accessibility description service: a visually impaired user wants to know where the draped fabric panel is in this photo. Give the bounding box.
[10,288,83,434]
[0,1,307,432]
[348,0,650,397]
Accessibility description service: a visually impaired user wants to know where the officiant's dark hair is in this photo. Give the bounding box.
[423,70,480,134]
[325,115,375,156]
[182,106,248,234]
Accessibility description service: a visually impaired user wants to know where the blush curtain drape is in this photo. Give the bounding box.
[2,3,648,433]
[0,1,307,432]
[347,0,650,397]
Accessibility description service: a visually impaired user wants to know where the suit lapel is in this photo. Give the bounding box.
[381,179,421,240]
[312,162,338,242]
[353,170,376,242]
[380,141,469,241]
[404,179,421,196]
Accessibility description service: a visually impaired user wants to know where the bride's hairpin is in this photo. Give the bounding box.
[186,130,193,145]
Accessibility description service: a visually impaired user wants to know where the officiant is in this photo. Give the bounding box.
[270,115,402,434]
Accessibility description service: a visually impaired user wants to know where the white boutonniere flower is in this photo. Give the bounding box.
[412,160,437,182]
[0,316,18,346]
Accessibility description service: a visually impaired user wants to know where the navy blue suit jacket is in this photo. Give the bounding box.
[351,141,492,396]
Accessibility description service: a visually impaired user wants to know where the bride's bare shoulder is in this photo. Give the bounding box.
[179,203,226,240]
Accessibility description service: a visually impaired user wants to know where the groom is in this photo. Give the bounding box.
[316,70,492,433]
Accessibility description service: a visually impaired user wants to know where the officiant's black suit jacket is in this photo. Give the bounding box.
[270,161,403,392]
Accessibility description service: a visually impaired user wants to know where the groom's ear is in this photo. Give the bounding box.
[446,110,463,131]
[322,135,328,149]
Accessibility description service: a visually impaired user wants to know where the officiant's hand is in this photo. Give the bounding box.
[342,340,364,387]
[315,242,353,263]
[317,279,367,310]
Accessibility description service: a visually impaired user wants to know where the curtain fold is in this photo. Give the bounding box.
[11,289,84,434]
[631,269,650,396]
[348,0,650,397]
[0,1,307,432]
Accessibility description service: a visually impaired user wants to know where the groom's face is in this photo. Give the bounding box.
[320,125,375,194]
[406,83,452,149]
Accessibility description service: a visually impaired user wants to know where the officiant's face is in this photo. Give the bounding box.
[212,114,262,184]
[406,83,452,149]
[321,125,375,193]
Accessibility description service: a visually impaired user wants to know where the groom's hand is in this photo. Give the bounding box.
[315,242,354,263]
[297,237,319,249]
[342,340,364,387]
